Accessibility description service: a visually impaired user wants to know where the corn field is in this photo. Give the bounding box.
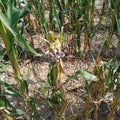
[0,0,120,120]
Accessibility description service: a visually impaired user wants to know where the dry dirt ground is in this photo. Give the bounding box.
[1,0,120,120]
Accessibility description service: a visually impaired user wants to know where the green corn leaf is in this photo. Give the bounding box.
[48,62,58,86]
[16,34,43,56]
[48,31,55,42]
[77,70,97,81]
[20,80,29,94]
[65,69,98,84]
[51,62,58,83]
[0,50,6,61]
[0,93,19,97]
[116,65,120,72]
[0,12,43,56]
[76,20,81,52]
[0,0,7,14]
[0,12,16,35]
[16,109,24,115]
[115,15,120,34]
[0,100,6,110]
[40,87,49,97]
[63,8,73,14]
[50,1,61,31]
[19,10,29,19]
[91,0,95,10]
[77,12,84,20]
[39,2,49,33]
[56,0,62,11]
[49,0,53,24]
[0,68,6,73]
[7,1,20,27]
[47,91,63,105]
[1,81,22,98]
[53,13,61,32]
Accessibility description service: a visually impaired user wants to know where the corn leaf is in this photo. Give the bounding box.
[65,69,98,84]
[1,81,22,98]
[0,12,42,56]
[0,100,6,110]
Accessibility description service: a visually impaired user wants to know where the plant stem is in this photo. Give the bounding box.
[0,22,30,119]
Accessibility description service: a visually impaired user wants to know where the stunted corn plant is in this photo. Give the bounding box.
[40,29,69,120]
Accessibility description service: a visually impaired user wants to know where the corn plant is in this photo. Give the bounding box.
[99,0,120,55]
[105,0,120,55]
[102,58,120,120]
[49,0,56,30]
[40,30,69,120]
[0,0,42,119]
[38,1,49,34]
[82,56,120,120]
[113,1,120,55]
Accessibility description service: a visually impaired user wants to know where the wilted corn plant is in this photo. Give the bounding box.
[100,58,120,120]
[82,57,104,120]
[83,55,120,120]
[0,0,42,119]
[41,33,98,120]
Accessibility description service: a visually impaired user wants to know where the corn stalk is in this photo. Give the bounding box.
[107,86,120,120]
[0,0,42,119]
